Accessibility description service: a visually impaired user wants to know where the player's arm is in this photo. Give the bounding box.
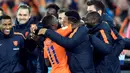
[43,26,88,49]
[90,35,112,55]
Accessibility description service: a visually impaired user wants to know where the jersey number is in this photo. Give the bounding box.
[47,46,59,64]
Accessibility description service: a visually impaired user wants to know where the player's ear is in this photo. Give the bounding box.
[97,10,102,16]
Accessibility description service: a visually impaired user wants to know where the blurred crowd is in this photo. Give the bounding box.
[0,0,129,29]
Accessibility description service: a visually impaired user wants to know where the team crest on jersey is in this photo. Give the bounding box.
[13,41,18,46]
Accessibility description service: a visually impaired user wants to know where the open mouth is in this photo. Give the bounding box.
[4,29,10,33]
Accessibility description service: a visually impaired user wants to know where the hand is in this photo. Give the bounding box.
[29,33,36,39]
[38,28,47,35]
[30,24,38,33]
[121,50,127,55]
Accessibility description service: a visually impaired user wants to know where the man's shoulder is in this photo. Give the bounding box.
[14,32,26,40]
[78,26,88,32]
[100,21,111,30]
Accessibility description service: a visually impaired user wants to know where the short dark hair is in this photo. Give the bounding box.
[18,4,31,13]
[1,15,11,20]
[46,4,60,13]
[87,1,105,13]
[65,10,81,23]
[0,15,11,24]
[85,12,101,25]
[42,15,58,28]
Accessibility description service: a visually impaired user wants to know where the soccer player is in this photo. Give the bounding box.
[0,15,25,73]
[38,10,96,73]
[85,12,125,73]
[42,15,71,73]
[58,9,68,27]
[14,4,47,73]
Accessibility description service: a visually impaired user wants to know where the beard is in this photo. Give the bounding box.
[18,19,29,25]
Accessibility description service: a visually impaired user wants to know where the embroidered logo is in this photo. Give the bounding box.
[13,41,18,46]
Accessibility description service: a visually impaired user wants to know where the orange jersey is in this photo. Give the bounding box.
[44,25,72,73]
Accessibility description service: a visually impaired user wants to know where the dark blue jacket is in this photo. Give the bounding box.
[101,13,114,28]
[89,22,112,66]
[14,18,48,73]
[14,18,36,73]
[101,13,122,42]
[14,17,36,36]
[0,29,25,73]
[89,22,124,73]
[101,13,125,73]
[45,26,95,73]
[14,17,38,51]
[90,35,124,73]
[101,13,124,38]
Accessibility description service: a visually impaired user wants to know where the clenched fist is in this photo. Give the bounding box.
[30,24,38,33]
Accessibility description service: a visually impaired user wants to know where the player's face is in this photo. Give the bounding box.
[87,5,102,16]
[17,8,30,24]
[87,5,96,12]
[1,19,12,35]
[62,15,69,27]
[58,12,66,27]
